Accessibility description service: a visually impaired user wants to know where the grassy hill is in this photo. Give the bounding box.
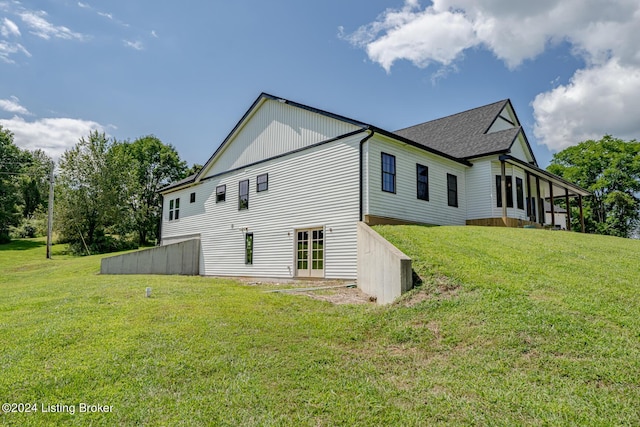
[0,228,639,426]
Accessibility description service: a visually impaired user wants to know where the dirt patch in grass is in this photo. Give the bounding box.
[296,286,373,305]
[239,278,373,305]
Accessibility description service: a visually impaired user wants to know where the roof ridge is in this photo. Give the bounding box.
[395,99,509,132]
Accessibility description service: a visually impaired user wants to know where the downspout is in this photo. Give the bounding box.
[158,194,164,246]
[359,128,375,222]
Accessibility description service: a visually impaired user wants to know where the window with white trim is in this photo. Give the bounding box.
[169,197,180,221]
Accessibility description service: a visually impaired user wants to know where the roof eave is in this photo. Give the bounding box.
[499,154,591,196]
[372,126,472,167]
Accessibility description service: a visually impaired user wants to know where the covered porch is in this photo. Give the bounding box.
[498,155,591,232]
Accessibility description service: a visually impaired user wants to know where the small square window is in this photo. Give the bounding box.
[216,185,226,203]
[190,192,196,203]
[257,173,268,192]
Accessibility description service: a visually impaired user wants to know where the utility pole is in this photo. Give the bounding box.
[46,161,54,259]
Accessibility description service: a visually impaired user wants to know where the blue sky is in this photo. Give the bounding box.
[1,0,639,168]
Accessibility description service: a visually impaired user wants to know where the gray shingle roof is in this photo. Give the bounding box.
[393,99,520,159]
[159,173,196,193]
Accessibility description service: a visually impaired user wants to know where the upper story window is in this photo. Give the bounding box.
[216,185,226,203]
[496,175,514,208]
[516,177,524,210]
[381,152,396,193]
[416,164,429,201]
[257,173,268,192]
[447,174,458,207]
[190,192,196,203]
[238,180,249,210]
[169,197,180,221]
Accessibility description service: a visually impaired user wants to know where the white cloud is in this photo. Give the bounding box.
[77,2,90,8]
[97,12,112,20]
[19,10,86,41]
[0,115,106,161]
[151,30,158,38]
[1,17,20,37]
[533,59,640,150]
[0,40,31,63]
[124,39,143,50]
[345,0,640,151]
[0,96,30,115]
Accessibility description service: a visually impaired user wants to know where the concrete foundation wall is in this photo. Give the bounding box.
[357,222,412,304]
[100,239,200,275]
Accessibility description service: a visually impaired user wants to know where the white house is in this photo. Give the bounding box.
[159,93,589,280]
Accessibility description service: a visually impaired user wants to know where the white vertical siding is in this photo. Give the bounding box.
[509,134,534,163]
[488,116,514,133]
[162,134,362,279]
[488,104,518,133]
[465,159,493,220]
[203,99,361,177]
[366,135,468,226]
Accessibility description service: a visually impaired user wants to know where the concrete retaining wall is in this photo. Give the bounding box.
[100,239,200,275]
[357,222,412,304]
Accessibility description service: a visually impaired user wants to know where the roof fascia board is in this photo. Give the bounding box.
[499,154,590,196]
[504,101,538,166]
[195,93,370,183]
[196,94,270,182]
[482,99,510,134]
[463,149,510,161]
[161,128,370,194]
[503,125,538,167]
[372,126,472,166]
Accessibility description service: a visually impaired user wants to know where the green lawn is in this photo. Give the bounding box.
[0,228,639,426]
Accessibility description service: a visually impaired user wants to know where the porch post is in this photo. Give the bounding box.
[525,171,532,221]
[501,160,507,225]
[578,195,585,233]
[565,188,571,231]
[549,182,555,227]
[535,176,543,225]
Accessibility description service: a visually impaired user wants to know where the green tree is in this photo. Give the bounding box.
[19,149,52,218]
[548,135,640,238]
[120,135,187,246]
[56,131,135,254]
[185,163,203,177]
[0,126,23,242]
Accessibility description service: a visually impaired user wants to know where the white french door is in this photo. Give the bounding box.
[295,228,324,278]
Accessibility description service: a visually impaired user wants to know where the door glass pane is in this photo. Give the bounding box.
[310,229,324,271]
[297,231,308,271]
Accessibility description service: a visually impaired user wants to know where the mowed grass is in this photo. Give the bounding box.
[0,228,638,426]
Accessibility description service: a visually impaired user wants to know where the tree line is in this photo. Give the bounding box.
[547,135,640,238]
[1,126,639,252]
[0,125,199,253]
